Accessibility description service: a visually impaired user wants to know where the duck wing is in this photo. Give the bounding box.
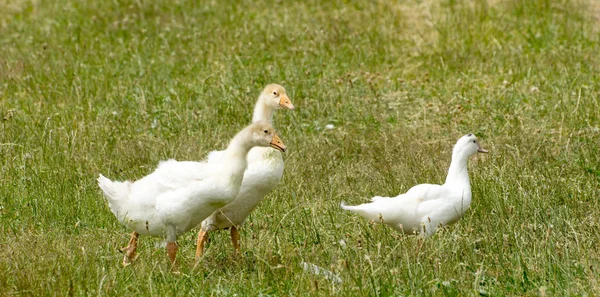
[342,183,452,234]
[153,159,212,189]
[126,159,211,207]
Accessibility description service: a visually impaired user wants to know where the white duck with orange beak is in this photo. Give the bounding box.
[196,84,295,260]
[342,134,488,238]
[98,121,286,266]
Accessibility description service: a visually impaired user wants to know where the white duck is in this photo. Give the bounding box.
[98,121,286,266]
[196,84,294,259]
[341,134,488,238]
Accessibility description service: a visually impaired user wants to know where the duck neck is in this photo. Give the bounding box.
[222,134,252,178]
[252,97,274,124]
[444,151,470,188]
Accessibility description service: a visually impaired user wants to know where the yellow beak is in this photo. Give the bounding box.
[279,94,295,110]
[269,134,286,152]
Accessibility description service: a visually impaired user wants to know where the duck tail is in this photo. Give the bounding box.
[97,174,131,216]
[340,201,357,211]
[341,201,379,221]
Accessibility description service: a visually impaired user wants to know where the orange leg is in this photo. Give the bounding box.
[195,229,209,261]
[231,226,240,257]
[167,241,178,265]
[121,231,139,266]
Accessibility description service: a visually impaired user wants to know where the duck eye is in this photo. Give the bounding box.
[273,92,278,96]
[264,130,268,134]
[473,140,476,143]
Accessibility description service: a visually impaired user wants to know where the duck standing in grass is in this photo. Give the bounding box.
[196,84,294,260]
[341,134,488,238]
[98,121,286,266]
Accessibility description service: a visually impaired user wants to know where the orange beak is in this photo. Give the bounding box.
[278,94,295,110]
[477,144,488,153]
[270,134,286,152]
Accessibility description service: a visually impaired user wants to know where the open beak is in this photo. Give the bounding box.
[477,144,488,153]
[279,94,295,110]
[270,134,286,152]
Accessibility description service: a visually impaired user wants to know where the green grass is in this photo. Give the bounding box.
[1,0,599,295]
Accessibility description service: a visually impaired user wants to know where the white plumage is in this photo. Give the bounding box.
[98,121,286,266]
[341,134,488,238]
[200,148,285,231]
[196,84,294,259]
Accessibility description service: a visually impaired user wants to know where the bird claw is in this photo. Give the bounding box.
[120,247,139,266]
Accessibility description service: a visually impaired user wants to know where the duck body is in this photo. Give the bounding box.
[102,159,246,237]
[342,134,487,238]
[343,183,472,237]
[98,121,286,265]
[201,147,284,231]
[195,84,294,259]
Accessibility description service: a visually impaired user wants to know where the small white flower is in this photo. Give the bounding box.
[111,111,118,116]
[325,124,334,130]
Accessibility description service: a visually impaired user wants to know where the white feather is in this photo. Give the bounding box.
[341,134,487,238]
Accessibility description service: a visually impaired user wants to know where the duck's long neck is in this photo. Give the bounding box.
[444,151,470,188]
[222,134,252,179]
[252,97,274,124]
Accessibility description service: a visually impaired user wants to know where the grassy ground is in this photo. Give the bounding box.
[1,0,599,295]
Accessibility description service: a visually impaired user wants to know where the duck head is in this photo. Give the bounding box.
[248,121,286,152]
[453,133,488,157]
[260,84,295,110]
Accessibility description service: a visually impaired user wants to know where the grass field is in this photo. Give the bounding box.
[1,0,599,295]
